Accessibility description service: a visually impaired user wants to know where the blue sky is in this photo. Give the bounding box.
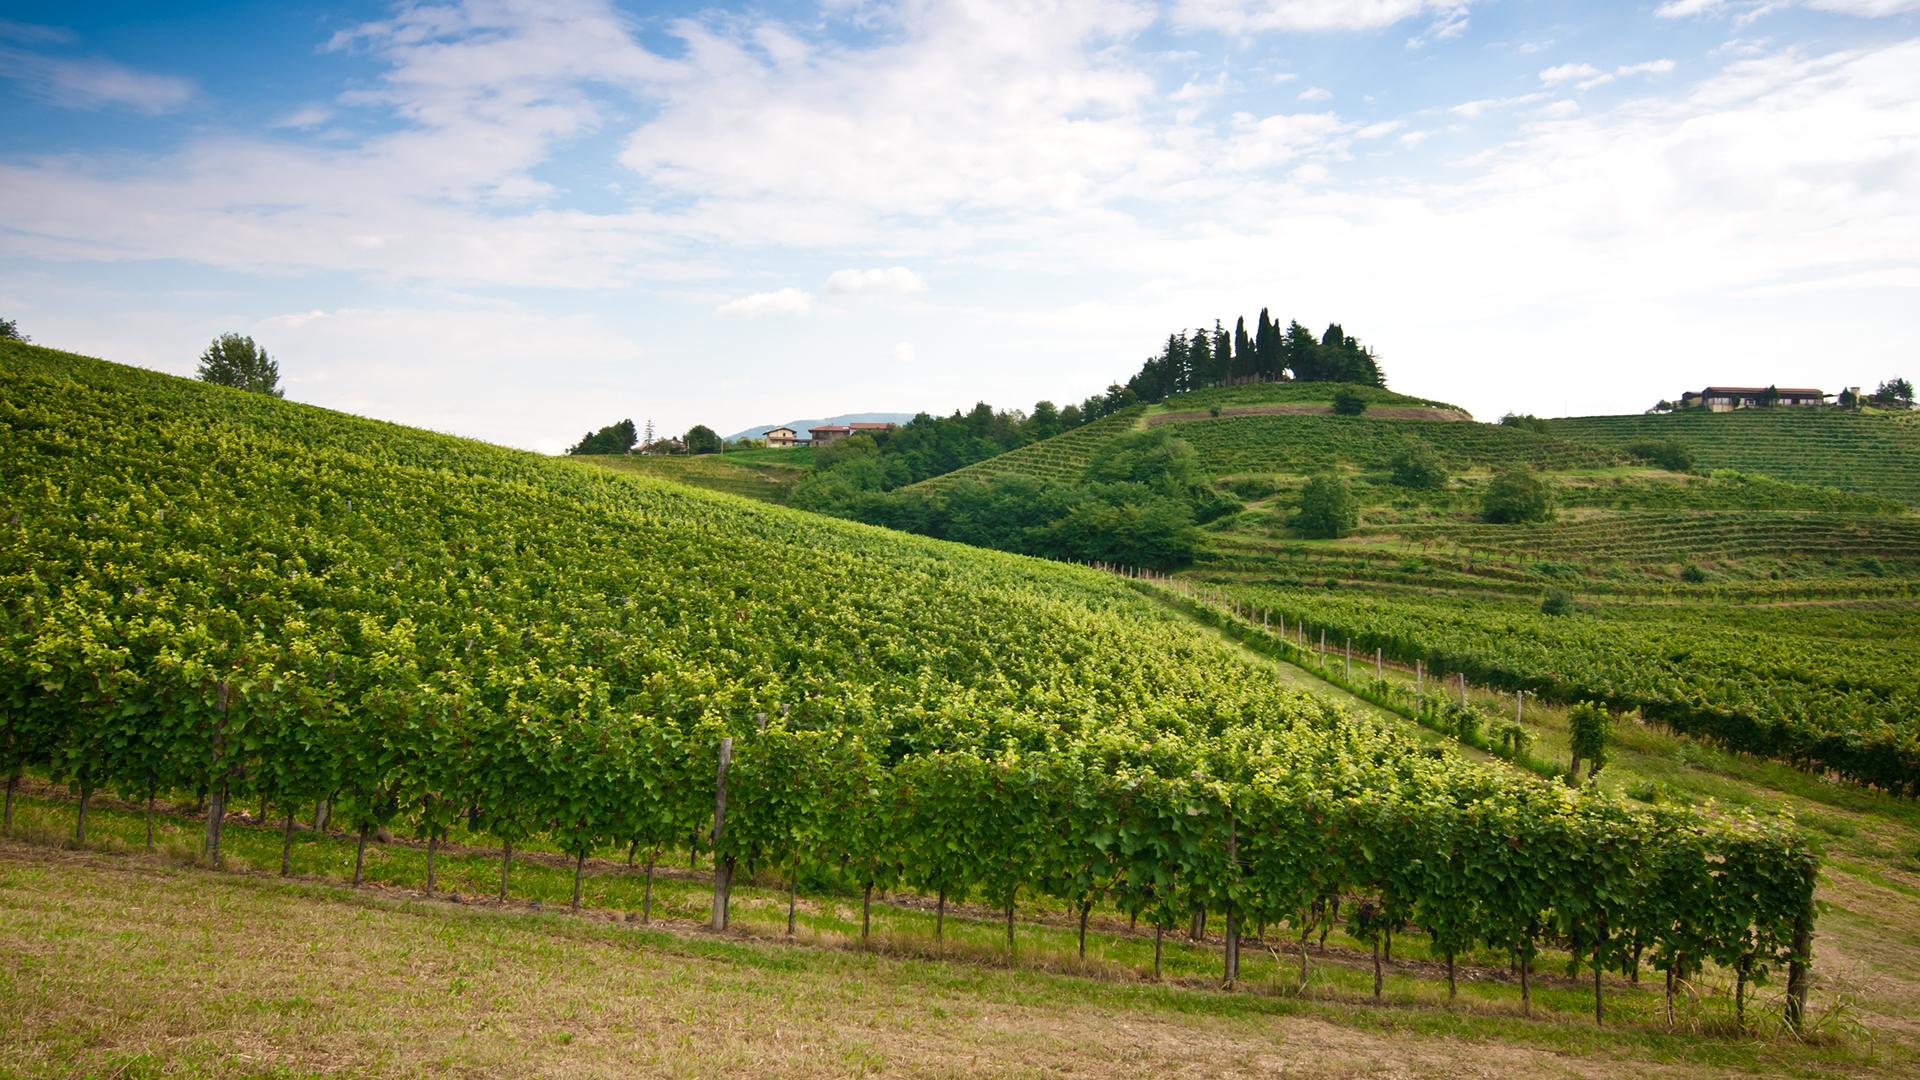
[3,0,1917,451]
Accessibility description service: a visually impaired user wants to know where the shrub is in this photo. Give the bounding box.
[1624,438,1693,472]
[1387,445,1446,489]
[1540,588,1573,616]
[1479,466,1553,524]
[1679,564,1708,584]
[1330,388,1368,416]
[1292,473,1359,539]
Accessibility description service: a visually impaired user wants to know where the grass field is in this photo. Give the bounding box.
[5,779,1915,1078]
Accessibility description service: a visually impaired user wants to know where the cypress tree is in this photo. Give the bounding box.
[1212,321,1231,388]
[1233,316,1252,385]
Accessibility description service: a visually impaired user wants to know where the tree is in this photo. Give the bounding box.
[1760,385,1782,408]
[0,317,26,342]
[1212,321,1232,388]
[1255,310,1279,381]
[1282,320,1320,381]
[685,425,722,455]
[196,333,282,397]
[1480,466,1553,524]
[568,419,638,455]
[1874,378,1915,408]
[1292,474,1358,539]
[1330,388,1367,416]
[1388,445,1446,489]
[1233,317,1252,384]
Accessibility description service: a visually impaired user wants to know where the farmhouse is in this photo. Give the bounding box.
[810,421,895,446]
[1678,386,1828,412]
[764,426,805,448]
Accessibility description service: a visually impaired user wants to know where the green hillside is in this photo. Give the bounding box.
[0,340,1820,1038]
[1544,409,1920,505]
[914,383,1478,492]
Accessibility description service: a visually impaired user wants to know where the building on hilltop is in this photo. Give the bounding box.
[809,421,895,446]
[764,426,806,448]
[1678,386,1829,412]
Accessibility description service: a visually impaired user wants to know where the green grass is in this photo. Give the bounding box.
[2,793,1906,1079]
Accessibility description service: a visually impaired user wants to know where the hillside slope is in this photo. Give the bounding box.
[1544,409,1920,505]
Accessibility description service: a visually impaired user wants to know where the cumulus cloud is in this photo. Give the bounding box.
[1297,86,1333,101]
[716,288,814,317]
[825,266,927,295]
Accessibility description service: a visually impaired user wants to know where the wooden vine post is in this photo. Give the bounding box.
[1458,672,1468,708]
[1786,904,1812,1030]
[709,736,734,931]
[204,680,230,864]
[1223,814,1240,989]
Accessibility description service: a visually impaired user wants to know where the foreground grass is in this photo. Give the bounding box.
[1,795,1906,1078]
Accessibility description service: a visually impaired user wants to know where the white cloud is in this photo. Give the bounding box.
[825,266,927,295]
[892,341,917,363]
[716,288,814,318]
[1297,86,1333,101]
[1617,59,1677,78]
[271,104,335,129]
[1539,62,1606,86]
[1658,0,1920,17]
[1173,0,1474,34]
[1356,119,1403,138]
[0,45,194,114]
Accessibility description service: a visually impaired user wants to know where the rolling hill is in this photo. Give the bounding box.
[8,341,1920,1075]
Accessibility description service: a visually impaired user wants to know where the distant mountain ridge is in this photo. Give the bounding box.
[725,412,916,443]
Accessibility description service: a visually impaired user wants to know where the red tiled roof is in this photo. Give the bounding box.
[811,424,851,433]
[848,422,894,430]
[1700,386,1826,396]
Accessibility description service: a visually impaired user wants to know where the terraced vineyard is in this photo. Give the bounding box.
[911,407,1147,490]
[1544,409,1920,505]
[1396,511,1920,571]
[1177,414,1621,477]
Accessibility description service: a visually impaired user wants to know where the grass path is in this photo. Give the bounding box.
[1,836,1901,1079]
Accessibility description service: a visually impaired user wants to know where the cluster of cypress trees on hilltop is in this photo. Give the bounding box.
[1125,309,1386,404]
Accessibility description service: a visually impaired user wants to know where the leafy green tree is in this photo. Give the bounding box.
[1282,320,1321,380]
[1498,412,1550,433]
[1292,474,1358,539]
[1480,466,1553,524]
[0,317,26,342]
[1874,377,1915,407]
[568,419,638,455]
[196,333,282,397]
[685,425,722,454]
[1388,445,1446,489]
[1330,388,1367,416]
[1760,385,1782,408]
[1255,309,1279,380]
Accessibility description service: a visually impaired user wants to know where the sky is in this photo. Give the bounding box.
[2,0,1917,452]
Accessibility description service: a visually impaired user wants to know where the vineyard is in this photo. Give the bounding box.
[1543,410,1920,505]
[578,450,808,504]
[0,341,1820,1030]
[1174,414,1622,477]
[910,407,1148,490]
